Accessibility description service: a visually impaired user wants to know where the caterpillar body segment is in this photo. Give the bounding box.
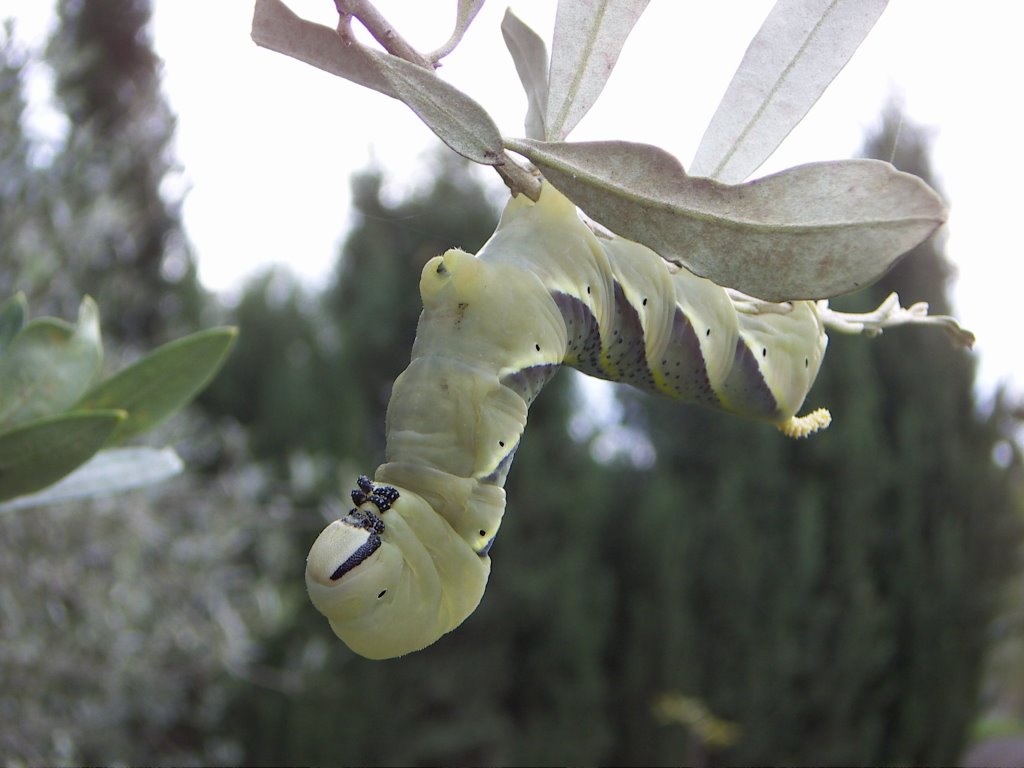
[307,183,831,658]
[484,186,829,426]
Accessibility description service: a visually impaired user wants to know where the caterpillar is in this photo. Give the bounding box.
[306,183,831,659]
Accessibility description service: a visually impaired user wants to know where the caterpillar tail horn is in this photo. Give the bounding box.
[776,408,832,439]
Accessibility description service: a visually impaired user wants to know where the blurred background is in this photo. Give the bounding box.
[2,1,1023,765]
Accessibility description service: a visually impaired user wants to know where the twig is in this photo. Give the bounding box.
[335,0,434,70]
[494,152,542,200]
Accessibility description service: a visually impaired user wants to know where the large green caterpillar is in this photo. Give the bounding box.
[306,184,833,659]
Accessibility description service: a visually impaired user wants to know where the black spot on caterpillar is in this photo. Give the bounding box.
[306,184,831,659]
[329,528,382,581]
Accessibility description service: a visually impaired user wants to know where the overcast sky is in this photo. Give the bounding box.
[5,1,1022,400]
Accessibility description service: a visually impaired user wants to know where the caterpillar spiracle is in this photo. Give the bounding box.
[306,183,831,659]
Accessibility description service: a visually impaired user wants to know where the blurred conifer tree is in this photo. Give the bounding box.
[39,0,204,345]
[606,112,1021,766]
[1,7,272,765]
[0,22,49,299]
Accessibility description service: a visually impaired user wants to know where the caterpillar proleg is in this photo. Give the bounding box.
[306,184,833,658]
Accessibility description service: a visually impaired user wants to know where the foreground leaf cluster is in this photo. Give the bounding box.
[0,293,237,507]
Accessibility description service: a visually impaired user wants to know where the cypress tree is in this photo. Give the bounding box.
[44,0,203,345]
[604,112,1021,765]
[0,22,49,297]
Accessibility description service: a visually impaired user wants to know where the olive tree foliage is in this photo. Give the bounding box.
[0,432,293,765]
[0,6,274,765]
[0,7,235,513]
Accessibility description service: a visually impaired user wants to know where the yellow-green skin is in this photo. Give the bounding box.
[306,184,828,659]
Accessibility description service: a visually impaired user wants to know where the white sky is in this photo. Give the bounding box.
[4,1,1022,399]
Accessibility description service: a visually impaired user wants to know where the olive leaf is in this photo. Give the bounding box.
[75,327,238,444]
[0,410,125,503]
[545,0,650,141]
[501,8,549,141]
[454,0,486,36]
[505,138,947,301]
[251,0,395,97]
[252,0,503,166]
[0,296,103,429]
[370,49,505,165]
[430,0,487,60]
[0,446,184,512]
[690,0,888,183]
[0,292,28,355]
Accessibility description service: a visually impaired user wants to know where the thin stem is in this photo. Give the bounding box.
[334,0,434,70]
[494,152,542,201]
[335,4,354,41]
[327,1,539,200]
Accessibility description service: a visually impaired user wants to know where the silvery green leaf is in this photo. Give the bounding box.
[371,49,504,165]
[431,0,487,60]
[501,8,549,140]
[456,0,486,33]
[251,0,395,97]
[690,0,888,183]
[0,447,184,512]
[252,0,501,165]
[545,0,650,141]
[505,138,947,301]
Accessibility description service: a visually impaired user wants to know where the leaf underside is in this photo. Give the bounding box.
[501,8,550,141]
[251,0,394,97]
[371,50,505,165]
[0,446,184,512]
[545,0,651,141]
[691,0,889,183]
[506,138,947,301]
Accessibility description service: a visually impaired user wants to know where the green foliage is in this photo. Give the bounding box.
[0,292,236,504]
[0,291,28,353]
[199,270,339,469]
[0,4,256,765]
[0,410,125,501]
[0,295,102,426]
[0,435,291,765]
[76,326,238,444]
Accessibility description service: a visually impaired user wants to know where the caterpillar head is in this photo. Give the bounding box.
[306,489,490,659]
[306,515,403,626]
